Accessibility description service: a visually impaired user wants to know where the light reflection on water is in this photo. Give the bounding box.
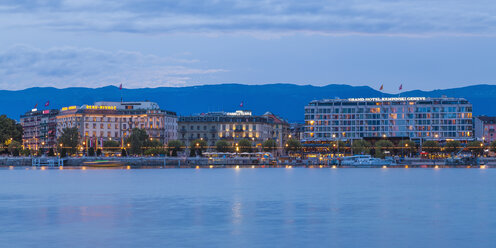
[0,168,495,248]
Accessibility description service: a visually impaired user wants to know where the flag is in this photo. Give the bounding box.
[379,84,384,91]
[44,101,50,107]
[399,84,403,90]
[240,101,244,108]
[119,83,122,90]
[34,103,38,109]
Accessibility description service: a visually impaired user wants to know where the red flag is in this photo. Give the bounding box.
[399,84,403,90]
[44,101,50,107]
[119,84,122,90]
[240,101,244,108]
[379,84,383,91]
[34,103,38,109]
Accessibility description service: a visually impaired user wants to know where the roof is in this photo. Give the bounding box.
[477,116,496,124]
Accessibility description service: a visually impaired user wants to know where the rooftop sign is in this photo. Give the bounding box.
[226,110,252,116]
[85,105,116,110]
[347,97,427,102]
[61,106,77,111]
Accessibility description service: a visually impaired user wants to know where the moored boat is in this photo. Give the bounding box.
[340,155,394,167]
[83,160,124,167]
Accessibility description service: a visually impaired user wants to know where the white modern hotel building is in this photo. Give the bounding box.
[303,96,473,142]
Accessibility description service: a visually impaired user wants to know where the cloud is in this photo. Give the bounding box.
[0,45,226,89]
[1,0,496,36]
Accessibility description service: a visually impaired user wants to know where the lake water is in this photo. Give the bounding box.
[1,167,495,248]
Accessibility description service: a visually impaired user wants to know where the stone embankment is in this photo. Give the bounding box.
[1,156,496,168]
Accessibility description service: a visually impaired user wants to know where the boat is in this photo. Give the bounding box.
[339,155,394,167]
[83,160,125,167]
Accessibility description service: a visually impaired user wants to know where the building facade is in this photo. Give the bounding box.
[304,96,473,142]
[178,110,289,150]
[263,112,291,148]
[56,101,177,148]
[474,116,496,143]
[289,123,305,141]
[20,109,59,150]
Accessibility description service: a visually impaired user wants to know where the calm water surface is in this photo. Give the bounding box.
[1,168,495,248]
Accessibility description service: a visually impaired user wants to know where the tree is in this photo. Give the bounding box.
[167,140,184,157]
[398,140,416,156]
[237,139,252,153]
[351,140,371,155]
[490,141,496,153]
[57,127,80,155]
[467,141,484,157]
[96,148,102,157]
[125,128,149,155]
[444,140,461,155]
[329,140,347,154]
[103,140,121,154]
[121,149,127,157]
[47,148,55,157]
[422,140,440,155]
[60,148,67,158]
[0,115,23,145]
[145,139,163,148]
[20,149,31,157]
[262,139,277,152]
[7,140,22,156]
[144,148,166,156]
[189,139,207,157]
[285,138,302,153]
[375,140,394,158]
[215,140,231,152]
[88,147,95,156]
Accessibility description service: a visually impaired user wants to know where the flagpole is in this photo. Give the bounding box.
[119,83,123,103]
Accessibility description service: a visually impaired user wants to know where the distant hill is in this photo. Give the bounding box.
[1,83,495,122]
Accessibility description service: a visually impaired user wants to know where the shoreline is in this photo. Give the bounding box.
[1,156,494,168]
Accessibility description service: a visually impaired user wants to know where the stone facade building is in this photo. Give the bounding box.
[56,101,177,148]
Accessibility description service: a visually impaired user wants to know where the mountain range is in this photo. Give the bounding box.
[1,84,496,122]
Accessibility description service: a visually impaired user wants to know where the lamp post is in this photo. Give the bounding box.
[332,134,337,156]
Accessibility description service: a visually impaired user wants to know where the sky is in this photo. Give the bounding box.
[1,0,496,92]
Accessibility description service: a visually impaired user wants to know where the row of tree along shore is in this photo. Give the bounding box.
[2,127,303,158]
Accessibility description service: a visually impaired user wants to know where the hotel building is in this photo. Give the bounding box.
[20,109,60,150]
[56,101,177,147]
[474,116,496,143]
[178,110,289,151]
[304,96,473,143]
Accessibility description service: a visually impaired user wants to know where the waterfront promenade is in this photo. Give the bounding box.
[1,156,495,168]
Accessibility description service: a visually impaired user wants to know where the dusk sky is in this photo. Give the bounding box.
[1,0,496,92]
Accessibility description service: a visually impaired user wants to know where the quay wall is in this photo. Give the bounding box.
[2,157,496,167]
